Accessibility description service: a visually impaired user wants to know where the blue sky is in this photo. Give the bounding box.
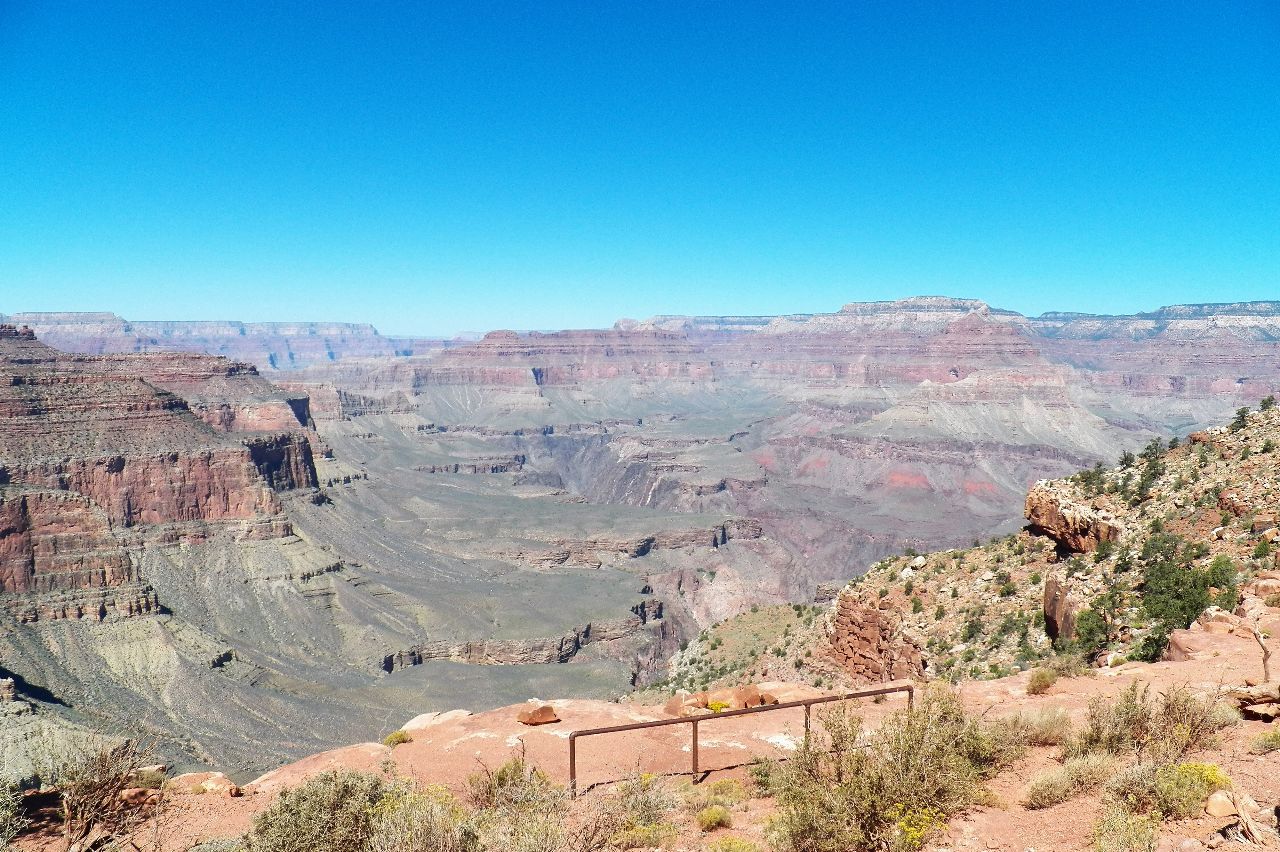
[1,2,1276,335]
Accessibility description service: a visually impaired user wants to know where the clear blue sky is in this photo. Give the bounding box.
[1,2,1276,335]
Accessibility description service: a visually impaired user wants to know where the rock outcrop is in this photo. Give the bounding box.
[1024,481,1123,552]
[826,589,926,683]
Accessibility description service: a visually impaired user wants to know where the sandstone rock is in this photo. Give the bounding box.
[1253,514,1277,534]
[169,771,237,795]
[402,709,472,732]
[516,703,560,725]
[119,787,160,806]
[1025,482,1122,553]
[1206,790,1237,817]
[1043,574,1079,642]
[826,588,925,683]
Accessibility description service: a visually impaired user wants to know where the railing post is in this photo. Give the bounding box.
[907,685,914,712]
[691,718,699,779]
[569,733,577,798]
[803,702,811,736]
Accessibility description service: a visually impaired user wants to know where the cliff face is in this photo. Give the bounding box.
[0,325,318,612]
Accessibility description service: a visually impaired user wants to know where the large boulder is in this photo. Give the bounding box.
[516,703,560,726]
[1025,482,1122,553]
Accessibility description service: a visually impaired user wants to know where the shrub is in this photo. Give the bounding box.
[769,686,1019,851]
[696,804,733,831]
[367,784,478,852]
[1152,762,1229,819]
[1249,728,1280,754]
[383,730,412,748]
[708,700,731,713]
[1091,806,1157,852]
[1256,539,1273,559]
[747,758,777,795]
[1104,761,1228,819]
[611,821,678,850]
[1023,754,1113,809]
[1026,668,1057,695]
[0,782,28,849]
[245,770,388,852]
[1065,683,1224,764]
[613,773,675,831]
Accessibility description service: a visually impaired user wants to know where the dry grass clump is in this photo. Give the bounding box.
[1023,754,1114,809]
[1026,668,1057,695]
[769,685,1023,852]
[1003,706,1072,746]
[680,778,747,812]
[704,839,762,852]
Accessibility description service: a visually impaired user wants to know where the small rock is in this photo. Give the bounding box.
[1205,790,1237,818]
[516,703,559,726]
[910,555,926,569]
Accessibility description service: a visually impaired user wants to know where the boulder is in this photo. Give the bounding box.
[1252,514,1277,534]
[516,703,560,726]
[1025,482,1122,552]
[1206,790,1237,818]
[169,771,238,795]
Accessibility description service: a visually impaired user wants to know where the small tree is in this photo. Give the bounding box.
[1261,395,1276,411]
[1231,407,1251,432]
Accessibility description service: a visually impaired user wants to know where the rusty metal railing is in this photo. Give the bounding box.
[568,679,914,795]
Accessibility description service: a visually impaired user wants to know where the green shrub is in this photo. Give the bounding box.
[1104,761,1228,819]
[382,730,412,748]
[1152,762,1228,819]
[1026,668,1057,695]
[1090,806,1157,852]
[1249,728,1280,754]
[769,686,1019,851]
[1023,754,1113,809]
[696,804,733,831]
[245,770,388,852]
[747,757,777,795]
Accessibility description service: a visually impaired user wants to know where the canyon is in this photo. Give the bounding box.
[1,297,1279,778]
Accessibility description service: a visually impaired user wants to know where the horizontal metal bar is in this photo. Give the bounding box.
[568,681,913,742]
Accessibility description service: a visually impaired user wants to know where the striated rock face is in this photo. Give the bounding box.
[1025,481,1123,552]
[0,327,318,620]
[826,589,926,683]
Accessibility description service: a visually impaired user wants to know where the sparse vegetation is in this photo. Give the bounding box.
[769,686,1021,851]
[1023,754,1113,809]
[0,782,27,849]
[1090,806,1157,852]
[1249,728,1280,754]
[1026,667,1056,695]
[383,730,412,747]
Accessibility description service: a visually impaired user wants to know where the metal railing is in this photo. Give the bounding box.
[568,679,914,795]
